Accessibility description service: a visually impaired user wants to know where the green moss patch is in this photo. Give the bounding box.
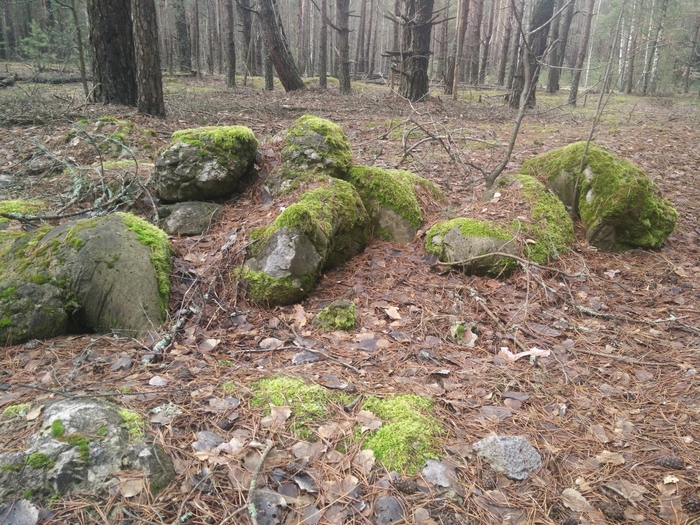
[51,418,65,437]
[27,452,55,470]
[0,199,46,225]
[118,408,145,441]
[2,403,31,419]
[282,115,353,178]
[387,169,445,201]
[171,125,258,166]
[347,166,423,231]
[251,376,350,439]
[360,395,443,474]
[312,300,356,330]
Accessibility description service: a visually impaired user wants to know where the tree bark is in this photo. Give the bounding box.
[545,0,563,93]
[568,0,595,105]
[191,0,201,76]
[399,0,436,101]
[509,0,555,108]
[335,0,351,93]
[479,0,498,84]
[173,0,191,72]
[467,0,483,83]
[87,0,137,106]
[258,0,305,91]
[497,0,513,86]
[297,0,309,75]
[225,0,236,86]
[642,0,667,95]
[132,0,165,116]
[683,17,700,94]
[444,0,470,95]
[355,0,367,76]
[319,0,328,87]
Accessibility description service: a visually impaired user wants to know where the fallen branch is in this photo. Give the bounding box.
[432,251,582,279]
[247,440,274,525]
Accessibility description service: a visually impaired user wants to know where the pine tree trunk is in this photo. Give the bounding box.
[467,0,483,83]
[336,0,351,93]
[87,0,137,106]
[568,0,595,105]
[369,0,379,74]
[259,0,305,91]
[643,0,667,95]
[355,0,367,76]
[497,0,513,86]
[173,0,191,72]
[238,0,255,75]
[509,0,555,108]
[444,0,470,94]
[545,0,563,93]
[297,0,309,75]
[192,0,201,76]
[365,0,375,74]
[399,0,436,101]
[683,17,700,93]
[225,0,236,86]
[319,0,328,87]
[132,0,165,116]
[478,0,497,84]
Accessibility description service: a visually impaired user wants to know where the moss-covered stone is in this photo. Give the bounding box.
[27,452,55,470]
[360,394,443,475]
[346,166,423,241]
[0,199,46,226]
[312,300,356,330]
[425,218,518,276]
[520,141,678,250]
[171,125,258,165]
[251,376,350,439]
[387,169,445,201]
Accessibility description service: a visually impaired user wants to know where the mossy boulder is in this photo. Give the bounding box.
[361,395,443,475]
[487,173,575,263]
[0,398,175,505]
[241,180,370,306]
[0,213,172,345]
[153,126,258,202]
[346,166,423,242]
[312,300,356,330]
[387,169,446,202]
[425,218,518,277]
[520,141,678,250]
[265,115,353,195]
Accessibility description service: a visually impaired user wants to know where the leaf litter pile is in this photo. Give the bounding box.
[1,78,700,524]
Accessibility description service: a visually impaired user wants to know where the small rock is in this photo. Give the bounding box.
[374,495,404,525]
[472,435,542,481]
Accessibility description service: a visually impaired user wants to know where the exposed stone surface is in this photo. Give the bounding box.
[520,141,678,250]
[425,218,518,276]
[153,126,258,202]
[242,180,370,306]
[312,300,356,330]
[1,213,172,345]
[374,495,404,525]
[265,115,353,195]
[0,398,175,504]
[158,201,223,236]
[472,436,542,481]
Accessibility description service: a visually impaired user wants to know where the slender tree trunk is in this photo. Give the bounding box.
[553,0,574,91]
[497,0,513,86]
[259,0,305,91]
[264,52,274,89]
[132,0,166,116]
[238,0,254,75]
[642,0,667,95]
[225,0,236,86]
[369,0,380,75]
[192,0,201,76]
[684,17,700,94]
[173,0,191,72]
[87,0,137,105]
[568,0,595,105]
[297,0,309,75]
[0,4,5,60]
[624,0,641,94]
[506,0,522,89]
[55,0,89,97]
[445,0,470,94]
[510,0,555,108]
[335,0,351,93]
[479,0,497,84]
[355,0,367,76]
[467,0,483,83]
[365,0,375,74]
[319,0,328,87]
[545,0,563,93]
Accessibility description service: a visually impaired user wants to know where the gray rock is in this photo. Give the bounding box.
[376,207,417,243]
[374,495,404,525]
[158,201,223,236]
[472,436,542,481]
[153,126,258,202]
[0,499,39,525]
[1,213,172,345]
[0,398,175,505]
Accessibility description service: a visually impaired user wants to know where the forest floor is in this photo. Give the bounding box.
[1,73,700,525]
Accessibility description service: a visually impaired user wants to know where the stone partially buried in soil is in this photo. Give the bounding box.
[312,300,356,330]
[153,125,258,202]
[158,201,223,236]
[520,141,678,250]
[241,180,370,306]
[472,435,542,481]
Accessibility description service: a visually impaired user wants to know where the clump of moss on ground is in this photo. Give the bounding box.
[251,376,351,439]
[118,408,145,441]
[312,300,356,330]
[2,403,31,419]
[27,452,55,470]
[360,394,443,475]
[0,200,46,225]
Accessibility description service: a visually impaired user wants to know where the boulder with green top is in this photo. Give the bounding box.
[485,173,575,264]
[265,115,353,195]
[1,213,172,345]
[520,141,678,250]
[312,300,356,330]
[241,180,370,306]
[153,126,258,202]
[425,218,518,277]
[346,166,423,243]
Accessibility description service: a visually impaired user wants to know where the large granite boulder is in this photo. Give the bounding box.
[346,166,423,243]
[153,126,258,202]
[265,115,353,195]
[425,218,518,277]
[0,398,175,504]
[0,213,172,345]
[520,141,678,250]
[241,179,370,306]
